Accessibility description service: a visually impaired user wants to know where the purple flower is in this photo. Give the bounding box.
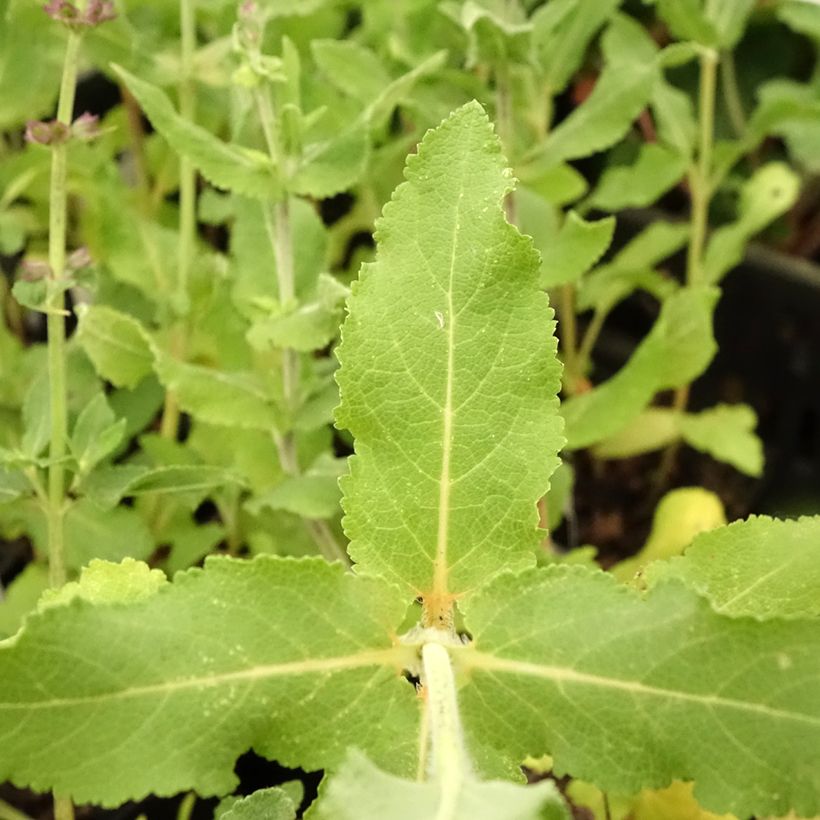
[25,119,71,146]
[71,112,101,141]
[43,0,116,28]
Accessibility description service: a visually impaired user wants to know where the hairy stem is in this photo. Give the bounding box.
[46,29,81,593]
[422,643,470,818]
[254,84,349,566]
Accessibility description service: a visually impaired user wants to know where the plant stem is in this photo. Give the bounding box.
[253,85,348,566]
[46,28,81,592]
[0,798,33,820]
[660,48,718,482]
[176,793,196,820]
[494,62,516,224]
[560,283,579,392]
[720,50,746,139]
[160,0,197,441]
[686,48,718,287]
[576,307,607,378]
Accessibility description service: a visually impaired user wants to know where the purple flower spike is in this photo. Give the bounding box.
[82,0,117,26]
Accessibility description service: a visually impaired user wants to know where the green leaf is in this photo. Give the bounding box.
[778,0,820,40]
[594,404,763,477]
[532,0,621,94]
[703,163,800,284]
[248,471,342,520]
[153,354,281,432]
[0,557,418,805]
[562,288,718,449]
[655,0,718,46]
[539,211,616,289]
[0,563,48,639]
[678,403,763,476]
[75,305,154,390]
[39,559,167,610]
[457,566,820,818]
[315,750,569,820]
[83,464,241,509]
[335,102,563,615]
[311,40,391,104]
[63,499,154,569]
[528,15,659,166]
[113,65,279,200]
[220,787,296,820]
[646,515,820,618]
[290,122,369,199]
[70,393,126,477]
[706,0,757,48]
[0,468,30,503]
[611,487,726,582]
[589,144,687,211]
[652,80,697,159]
[247,274,348,353]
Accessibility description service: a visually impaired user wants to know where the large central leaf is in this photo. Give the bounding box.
[336,102,563,621]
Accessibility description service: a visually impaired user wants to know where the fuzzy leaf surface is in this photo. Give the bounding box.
[458,566,820,819]
[646,515,820,618]
[336,102,563,609]
[0,557,418,805]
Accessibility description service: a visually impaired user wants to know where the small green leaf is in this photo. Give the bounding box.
[290,122,369,198]
[247,274,348,353]
[82,464,241,509]
[247,471,341,520]
[39,559,167,610]
[154,354,281,432]
[703,163,801,283]
[113,65,279,200]
[562,288,718,449]
[0,468,30,503]
[312,40,391,104]
[336,102,563,613]
[75,305,154,390]
[652,80,697,159]
[532,0,621,94]
[678,403,763,476]
[458,566,820,818]
[646,515,820,618]
[528,15,659,166]
[70,393,126,476]
[655,0,718,45]
[589,144,687,211]
[221,787,296,820]
[594,403,763,477]
[611,487,726,582]
[0,557,418,805]
[315,751,569,820]
[0,563,48,638]
[539,211,615,289]
[63,499,154,569]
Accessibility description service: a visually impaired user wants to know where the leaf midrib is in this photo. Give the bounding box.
[0,647,405,711]
[464,651,820,727]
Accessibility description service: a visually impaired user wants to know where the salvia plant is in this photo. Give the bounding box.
[1,0,819,819]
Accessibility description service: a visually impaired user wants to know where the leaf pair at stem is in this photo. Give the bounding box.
[1,104,819,820]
